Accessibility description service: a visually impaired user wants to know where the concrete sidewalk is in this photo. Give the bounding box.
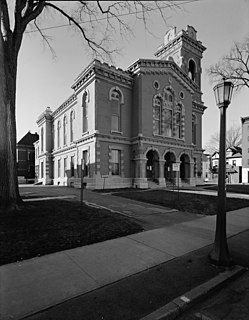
[176,188,249,200]
[1,205,249,320]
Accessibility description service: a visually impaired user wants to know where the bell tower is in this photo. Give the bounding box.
[154,26,206,89]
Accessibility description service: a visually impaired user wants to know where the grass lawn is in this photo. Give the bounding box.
[113,190,249,215]
[0,200,143,266]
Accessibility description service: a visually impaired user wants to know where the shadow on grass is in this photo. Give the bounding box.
[113,190,249,215]
[0,200,143,266]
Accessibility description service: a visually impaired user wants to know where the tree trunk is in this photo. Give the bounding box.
[0,32,22,210]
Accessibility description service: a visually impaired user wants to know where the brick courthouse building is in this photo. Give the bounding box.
[35,26,207,189]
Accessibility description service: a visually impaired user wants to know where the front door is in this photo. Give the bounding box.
[146,150,158,180]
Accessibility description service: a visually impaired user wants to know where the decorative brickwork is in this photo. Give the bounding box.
[35,25,207,188]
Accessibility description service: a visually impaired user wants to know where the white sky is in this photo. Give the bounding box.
[16,0,249,149]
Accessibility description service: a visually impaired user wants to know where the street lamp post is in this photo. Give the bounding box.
[209,79,234,266]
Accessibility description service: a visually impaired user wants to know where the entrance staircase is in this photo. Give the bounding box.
[165,180,175,190]
[147,180,160,189]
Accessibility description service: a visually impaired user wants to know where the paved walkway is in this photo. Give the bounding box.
[176,188,249,200]
[21,187,206,230]
[1,200,249,320]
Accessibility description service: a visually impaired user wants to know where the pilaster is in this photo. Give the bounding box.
[158,160,166,187]
[133,156,148,188]
[189,160,196,186]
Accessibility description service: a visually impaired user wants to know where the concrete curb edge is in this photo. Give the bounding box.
[140,265,247,320]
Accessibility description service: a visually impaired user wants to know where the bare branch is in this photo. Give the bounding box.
[34,19,56,59]
[14,0,29,32]
[207,37,249,91]
[21,1,46,27]
[21,0,36,19]
[44,2,117,60]
[96,1,133,39]
[205,125,242,154]
[0,0,11,38]
[12,0,46,58]
[15,0,28,18]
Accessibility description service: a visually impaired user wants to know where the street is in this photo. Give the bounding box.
[176,270,249,320]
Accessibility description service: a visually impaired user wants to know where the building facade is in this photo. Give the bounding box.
[35,26,207,189]
[202,153,212,182]
[17,131,39,183]
[241,116,249,183]
[210,147,242,184]
[226,147,242,184]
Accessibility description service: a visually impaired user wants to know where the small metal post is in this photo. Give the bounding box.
[178,170,180,201]
[80,159,84,205]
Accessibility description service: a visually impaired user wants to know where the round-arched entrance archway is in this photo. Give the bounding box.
[180,154,190,180]
[164,152,176,181]
[146,150,159,181]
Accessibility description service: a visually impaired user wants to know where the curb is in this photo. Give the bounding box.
[23,195,76,202]
[140,265,247,320]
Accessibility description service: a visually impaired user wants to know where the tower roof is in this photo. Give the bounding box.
[155,25,206,59]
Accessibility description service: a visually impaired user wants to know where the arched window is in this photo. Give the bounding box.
[175,104,182,138]
[153,97,162,135]
[57,121,61,148]
[70,111,74,143]
[41,127,44,152]
[82,91,88,133]
[63,116,67,146]
[110,89,121,132]
[192,114,197,144]
[165,90,173,137]
[188,59,196,81]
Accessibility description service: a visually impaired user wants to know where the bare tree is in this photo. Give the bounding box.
[204,125,242,155]
[0,0,176,210]
[226,125,242,149]
[208,37,249,90]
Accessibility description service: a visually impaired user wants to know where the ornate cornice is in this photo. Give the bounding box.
[75,133,96,144]
[131,135,196,150]
[52,144,76,156]
[51,94,77,118]
[193,148,205,154]
[192,100,207,113]
[37,107,53,125]
[155,31,206,58]
[128,59,199,93]
[71,60,133,92]
[95,132,131,144]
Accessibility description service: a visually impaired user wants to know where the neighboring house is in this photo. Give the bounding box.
[210,147,242,184]
[241,116,249,183]
[226,147,242,167]
[17,131,39,183]
[202,153,212,182]
[35,25,207,189]
[226,147,242,184]
[211,152,219,173]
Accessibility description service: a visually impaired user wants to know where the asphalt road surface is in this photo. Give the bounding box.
[176,270,249,320]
